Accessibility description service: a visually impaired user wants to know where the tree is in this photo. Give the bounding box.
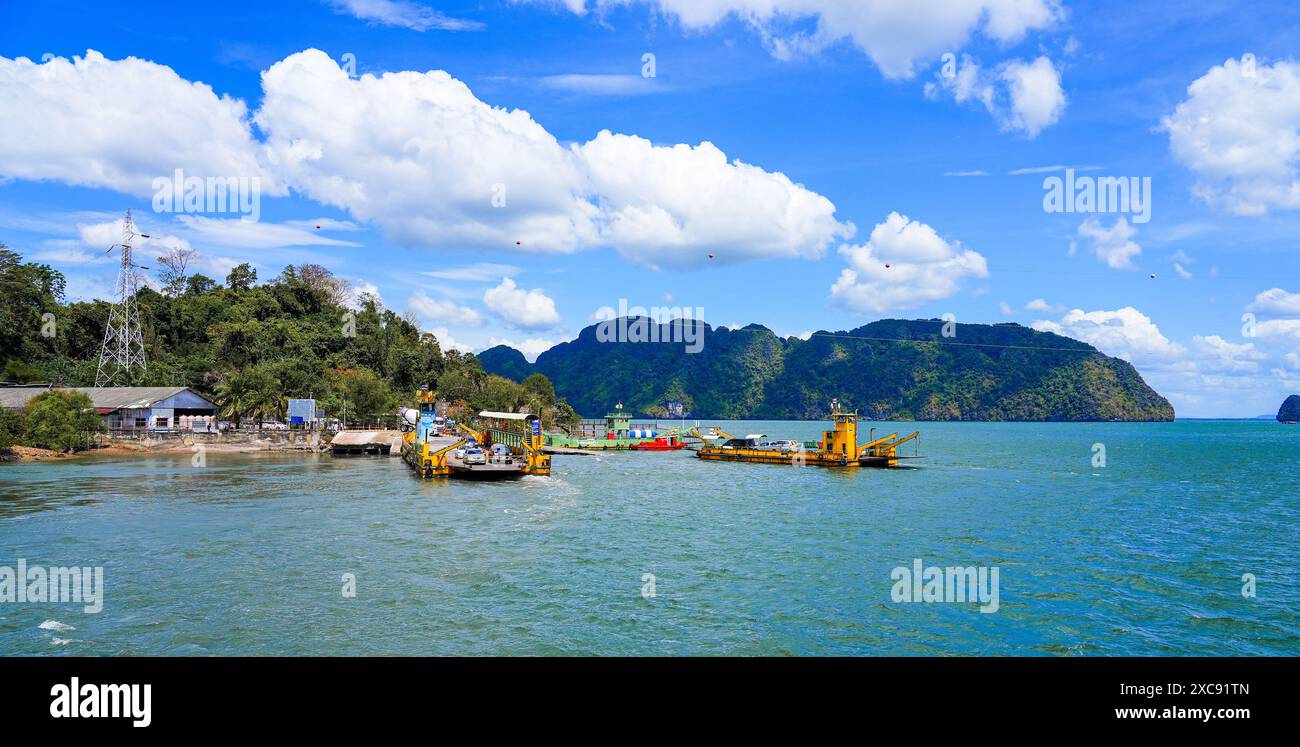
[0,406,22,449]
[296,263,353,307]
[156,245,198,297]
[184,274,218,295]
[214,366,281,428]
[226,263,257,291]
[22,390,102,452]
[332,368,394,425]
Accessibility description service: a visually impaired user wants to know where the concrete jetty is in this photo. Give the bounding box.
[330,430,404,455]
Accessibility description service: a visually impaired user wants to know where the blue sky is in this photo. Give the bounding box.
[3,0,1300,416]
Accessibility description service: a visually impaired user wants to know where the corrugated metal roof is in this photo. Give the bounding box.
[0,386,214,412]
[478,411,536,420]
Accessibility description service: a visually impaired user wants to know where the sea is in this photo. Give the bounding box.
[0,420,1296,655]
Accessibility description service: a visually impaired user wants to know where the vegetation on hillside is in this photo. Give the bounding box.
[479,317,1176,421]
[1278,394,1300,422]
[0,244,574,434]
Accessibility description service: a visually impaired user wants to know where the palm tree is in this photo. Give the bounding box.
[214,366,282,429]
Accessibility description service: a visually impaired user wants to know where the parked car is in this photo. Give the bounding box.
[260,421,288,431]
[462,448,486,465]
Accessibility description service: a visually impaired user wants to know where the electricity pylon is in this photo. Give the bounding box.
[94,210,150,386]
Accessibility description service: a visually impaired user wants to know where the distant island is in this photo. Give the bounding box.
[480,318,1175,421]
[1278,395,1300,423]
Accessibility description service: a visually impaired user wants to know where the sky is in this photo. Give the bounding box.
[2,0,1300,417]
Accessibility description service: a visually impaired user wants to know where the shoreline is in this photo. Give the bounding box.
[0,438,328,463]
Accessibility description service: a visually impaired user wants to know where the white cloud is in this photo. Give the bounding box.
[544,0,1062,79]
[1077,217,1140,269]
[830,212,988,313]
[1030,307,1185,363]
[538,74,664,95]
[1254,318,1300,343]
[422,263,524,282]
[1024,298,1064,313]
[483,277,561,329]
[174,215,362,249]
[325,0,484,31]
[578,130,852,268]
[998,300,1015,316]
[1,49,849,271]
[0,51,272,197]
[1247,287,1300,316]
[1161,55,1300,215]
[1173,262,1192,280]
[408,290,483,326]
[256,50,848,267]
[925,54,1066,137]
[429,327,473,353]
[999,56,1067,137]
[1190,335,1265,374]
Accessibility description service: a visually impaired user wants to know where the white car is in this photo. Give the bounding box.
[462,448,486,465]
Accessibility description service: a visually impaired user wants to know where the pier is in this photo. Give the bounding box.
[330,430,404,455]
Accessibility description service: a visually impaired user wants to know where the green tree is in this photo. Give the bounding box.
[214,365,282,428]
[0,406,23,449]
[184,274,218,295]
[22,390,102,452]
[226,263,258,291]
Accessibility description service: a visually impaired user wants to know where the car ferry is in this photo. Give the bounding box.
[400,387,551,479]
[693,399,920,468]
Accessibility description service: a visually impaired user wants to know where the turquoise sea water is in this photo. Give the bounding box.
[0,420,1296,656]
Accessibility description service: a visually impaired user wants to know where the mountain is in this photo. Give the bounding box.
[478,345,534,383]
[1278,394,1300,422]
[480,317,1176,421]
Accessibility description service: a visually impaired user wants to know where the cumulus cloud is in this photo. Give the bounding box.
[1161,55,1300,215]
[1030,307,1185,363]
[578,130,851,268]
[1247,287,1300,316]
[1190,335,1265,374]
[1077,217,1140,269]
[830,212,988,313]
[0,49,849,270]
[255,50,849,266]
[324,0,484,31]
[483,277,562,329]
[925,54,1066,137]
[0,51,272,197]
[408,290,484,326]
[429,326,473,353]
[542,0,1062,79]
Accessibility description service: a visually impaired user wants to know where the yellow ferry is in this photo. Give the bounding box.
[692,399,919,468]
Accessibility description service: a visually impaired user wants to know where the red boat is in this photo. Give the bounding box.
[634,435,686,451]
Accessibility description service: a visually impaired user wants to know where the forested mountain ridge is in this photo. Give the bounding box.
[479,317,1175,421]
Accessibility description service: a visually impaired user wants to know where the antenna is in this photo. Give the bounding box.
[94,209,149,386]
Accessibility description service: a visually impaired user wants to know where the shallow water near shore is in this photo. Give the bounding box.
[1,419,1296,655]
